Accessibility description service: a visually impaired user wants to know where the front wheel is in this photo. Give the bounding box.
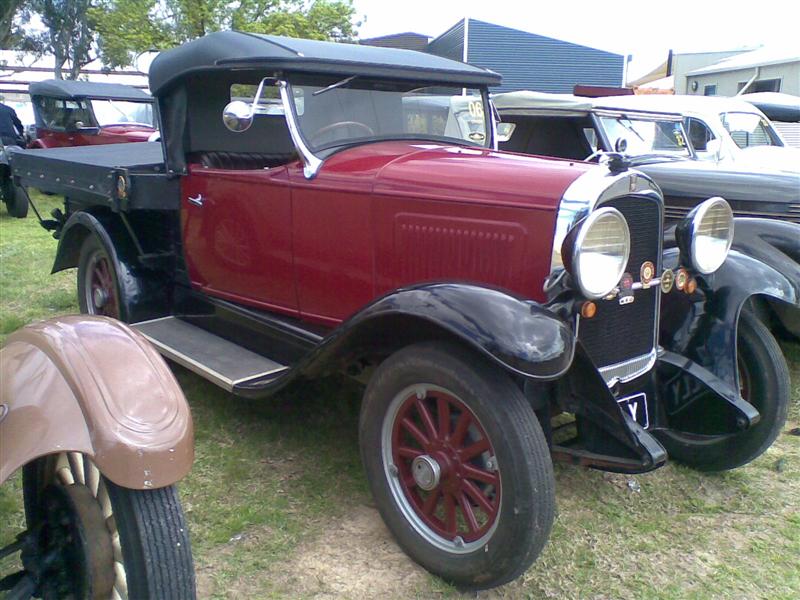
[21,452,196,599]
[665,310,790,471]
[360,342,555,590]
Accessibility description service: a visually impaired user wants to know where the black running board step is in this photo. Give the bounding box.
[133,316,288,392]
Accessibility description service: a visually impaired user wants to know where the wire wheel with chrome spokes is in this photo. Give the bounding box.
[19,452,195,599]
[360,342,555,590]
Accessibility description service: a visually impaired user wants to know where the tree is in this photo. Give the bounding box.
[27,0,95,79]
[1,1,31,50]
[91,0,360,67]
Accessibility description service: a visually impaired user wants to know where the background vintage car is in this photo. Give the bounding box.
[494,91,800,339]
[27,80,156,149]
[1,316,195,599]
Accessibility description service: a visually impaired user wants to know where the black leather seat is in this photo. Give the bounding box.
[192,151,296,170]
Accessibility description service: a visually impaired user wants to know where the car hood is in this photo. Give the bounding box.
[334,142,594,211]
[636,158,800,203]
[100,126,156,141]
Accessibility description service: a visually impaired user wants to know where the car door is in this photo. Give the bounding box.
[288,160,375,327]
[181,163,298,314]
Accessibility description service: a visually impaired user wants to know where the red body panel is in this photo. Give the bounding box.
[181,166,297,313]
[31,125,153,148]
[180,142,591,326]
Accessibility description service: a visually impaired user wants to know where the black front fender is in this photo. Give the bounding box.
[297,283,575,381]
[660,245,798,392]
[732,218,800,336]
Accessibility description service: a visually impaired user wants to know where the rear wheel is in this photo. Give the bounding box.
[20,452,195,599]
[666,310,790,471]
[77,234,123,320]
[1,175,28,218]
[360,342,555,590]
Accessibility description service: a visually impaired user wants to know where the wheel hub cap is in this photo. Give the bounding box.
[411,455,441,491]
[92,287,108,308]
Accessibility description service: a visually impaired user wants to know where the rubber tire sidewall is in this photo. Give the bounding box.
[667,310,790,471]
[22,457,196,599]
[1,176,28,218]
[359,341,556,590]
[77,233,126,321]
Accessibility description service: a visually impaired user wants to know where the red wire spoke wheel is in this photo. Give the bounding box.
[387,385,501,551]
[78,235,122,320]
[360,342,555,590]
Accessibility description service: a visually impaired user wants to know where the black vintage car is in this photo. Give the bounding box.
[494,91,800,339]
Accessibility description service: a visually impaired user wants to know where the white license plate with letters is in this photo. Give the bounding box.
[617,392,649,429]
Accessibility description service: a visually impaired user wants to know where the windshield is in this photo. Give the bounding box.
[288,77,490,153]
[89,99,155,128]
[597,116,690,157]
[720,111,780,148]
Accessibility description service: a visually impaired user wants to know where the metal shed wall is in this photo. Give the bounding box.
[429,19,625,93]
[427,20,465,62]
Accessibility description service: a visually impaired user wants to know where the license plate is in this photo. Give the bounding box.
[618,392,649,429]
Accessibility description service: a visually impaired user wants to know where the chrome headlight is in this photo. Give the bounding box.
[562,207,631,299]
[677,197,734,275]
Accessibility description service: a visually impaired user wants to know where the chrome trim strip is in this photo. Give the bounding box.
[564,180,664,387]
[278,80,323,179]
[599,349,658,387]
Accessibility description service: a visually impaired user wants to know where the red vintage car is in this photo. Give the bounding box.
[8,32,794,590]
[27,79,155,149]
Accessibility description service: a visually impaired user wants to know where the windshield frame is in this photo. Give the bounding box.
[592,109,694,159]
[281,75,494,172]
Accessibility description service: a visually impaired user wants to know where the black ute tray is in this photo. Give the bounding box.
[9,142,178,211]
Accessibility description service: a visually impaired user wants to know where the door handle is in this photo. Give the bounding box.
[188,194,204,207]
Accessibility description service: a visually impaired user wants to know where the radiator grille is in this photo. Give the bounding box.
[578,195,662,370]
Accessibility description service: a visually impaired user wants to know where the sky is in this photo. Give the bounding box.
[352,0,800,80]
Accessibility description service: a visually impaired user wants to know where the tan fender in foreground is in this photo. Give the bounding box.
[0,316,193,489]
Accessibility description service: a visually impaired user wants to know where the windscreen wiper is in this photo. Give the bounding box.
[313,75,358,96]
[616,117,645,142]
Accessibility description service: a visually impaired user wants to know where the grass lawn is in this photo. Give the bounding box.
[2,193,799,599]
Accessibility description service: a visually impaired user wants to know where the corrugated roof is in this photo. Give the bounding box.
[688,46,800,76]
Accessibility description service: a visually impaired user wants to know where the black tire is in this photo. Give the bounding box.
[1,175,28,218]
[77,234,125,320]
[666,310,790,471]
[22,453,196,599]
[359,341,555,590]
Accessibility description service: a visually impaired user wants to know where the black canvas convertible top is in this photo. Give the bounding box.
[148,31,501,94]
[29,80,152,102]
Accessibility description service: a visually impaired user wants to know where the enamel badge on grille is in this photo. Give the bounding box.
[640,261,655,288]
[618,273,634,305]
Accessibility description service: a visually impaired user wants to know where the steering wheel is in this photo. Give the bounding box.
[310,121,374,145]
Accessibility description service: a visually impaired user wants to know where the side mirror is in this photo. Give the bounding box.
[222,100,254,133]
[496,122,516,143]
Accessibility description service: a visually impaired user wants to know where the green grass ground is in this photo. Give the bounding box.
[2,193,799,599]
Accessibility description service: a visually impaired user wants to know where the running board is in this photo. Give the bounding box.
[133,316,288,392]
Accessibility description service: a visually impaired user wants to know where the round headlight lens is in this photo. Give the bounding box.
[690,197,734,274]
[570,207,631,299]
